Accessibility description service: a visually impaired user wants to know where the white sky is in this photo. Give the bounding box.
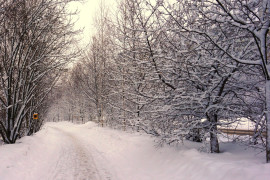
[67,0,116,46]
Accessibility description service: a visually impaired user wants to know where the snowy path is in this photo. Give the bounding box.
[47,127,102,180]
[0,122,112,180]
[0,121,270,180]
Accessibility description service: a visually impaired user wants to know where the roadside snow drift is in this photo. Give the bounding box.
[0,121,269,180]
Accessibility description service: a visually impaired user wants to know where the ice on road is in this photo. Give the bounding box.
[0,121,270,180]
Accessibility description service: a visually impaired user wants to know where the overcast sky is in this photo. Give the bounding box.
[68,0,116,46]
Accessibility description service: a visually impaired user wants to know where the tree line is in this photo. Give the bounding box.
[51,0,270,163]
[0,0,78,143]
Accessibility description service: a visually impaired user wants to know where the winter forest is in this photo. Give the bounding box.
[1,0,270,167]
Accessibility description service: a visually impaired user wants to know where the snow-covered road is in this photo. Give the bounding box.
[0,121,270,180]
[47,127,104,180]
[0,122,112,180]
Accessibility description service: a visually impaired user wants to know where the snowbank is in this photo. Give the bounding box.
[0,121,269,180]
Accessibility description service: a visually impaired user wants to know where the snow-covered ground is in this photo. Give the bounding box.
[0,121,269,180]
[219,118,257,130]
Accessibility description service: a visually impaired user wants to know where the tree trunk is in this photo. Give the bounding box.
[208,114,220,153]
[210,129,219,153]
[266,80,270,162]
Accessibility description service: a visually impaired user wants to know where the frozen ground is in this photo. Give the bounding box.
[0,121,269,180]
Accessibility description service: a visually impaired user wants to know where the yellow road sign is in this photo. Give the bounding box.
[33,113,38,119]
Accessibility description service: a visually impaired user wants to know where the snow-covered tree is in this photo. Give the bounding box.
[154,0,269,158]
[0,0,78,143]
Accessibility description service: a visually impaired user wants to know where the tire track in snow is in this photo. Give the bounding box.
[48,127,103,180]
